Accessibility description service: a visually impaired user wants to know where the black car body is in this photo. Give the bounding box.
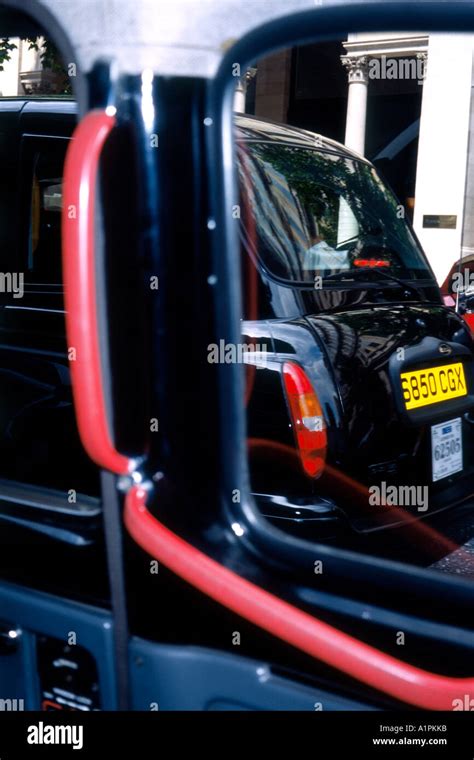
[236,116,474,539]
[0,99,107,601]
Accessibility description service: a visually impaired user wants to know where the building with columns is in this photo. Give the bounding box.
[240,32,474,286]
[0,39,43,95]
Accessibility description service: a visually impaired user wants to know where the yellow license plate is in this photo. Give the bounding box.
[401,362,467,410]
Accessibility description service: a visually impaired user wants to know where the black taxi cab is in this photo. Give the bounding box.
[237,116,474,537]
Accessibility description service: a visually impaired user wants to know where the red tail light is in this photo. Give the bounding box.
[282,362,327,478]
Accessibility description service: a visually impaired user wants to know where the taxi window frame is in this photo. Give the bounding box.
[203,0,474,616]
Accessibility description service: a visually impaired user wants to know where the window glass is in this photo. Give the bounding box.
[27,139,68,282]
[238,142,434,284]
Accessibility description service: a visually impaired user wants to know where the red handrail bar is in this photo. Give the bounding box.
[62,108,133,475]
[124,484,474,710]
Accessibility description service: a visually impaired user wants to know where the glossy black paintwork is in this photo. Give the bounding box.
[0,87,156,604]
[235,117,474,534]
[0,101,93,489]
[0,99,108,603]
[236,114,374,159]
[260,303,474,530]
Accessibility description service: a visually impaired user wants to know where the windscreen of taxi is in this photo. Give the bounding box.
[238,142,435,285]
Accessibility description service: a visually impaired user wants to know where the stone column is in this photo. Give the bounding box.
[413,36,472,284]
[234,68,256,114]
[234,78,246,113]
[341,55,370,155]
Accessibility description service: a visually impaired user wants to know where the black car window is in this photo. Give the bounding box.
[26,137,68,284]
[238,141,434,285]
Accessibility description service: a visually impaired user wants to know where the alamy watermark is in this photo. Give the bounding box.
[369,55,426,85]
[369,481,429,512]
[0,698,24,710]
[452,694,474,710]
[452,270,474,293]
[0,272,23,299]
[27,722,83,750]
[207,340,269,364]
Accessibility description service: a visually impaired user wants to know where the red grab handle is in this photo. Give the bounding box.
[62,109,133,475]
[124,484,474,710]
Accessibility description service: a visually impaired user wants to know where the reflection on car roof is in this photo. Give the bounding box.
[235,113,371,164]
